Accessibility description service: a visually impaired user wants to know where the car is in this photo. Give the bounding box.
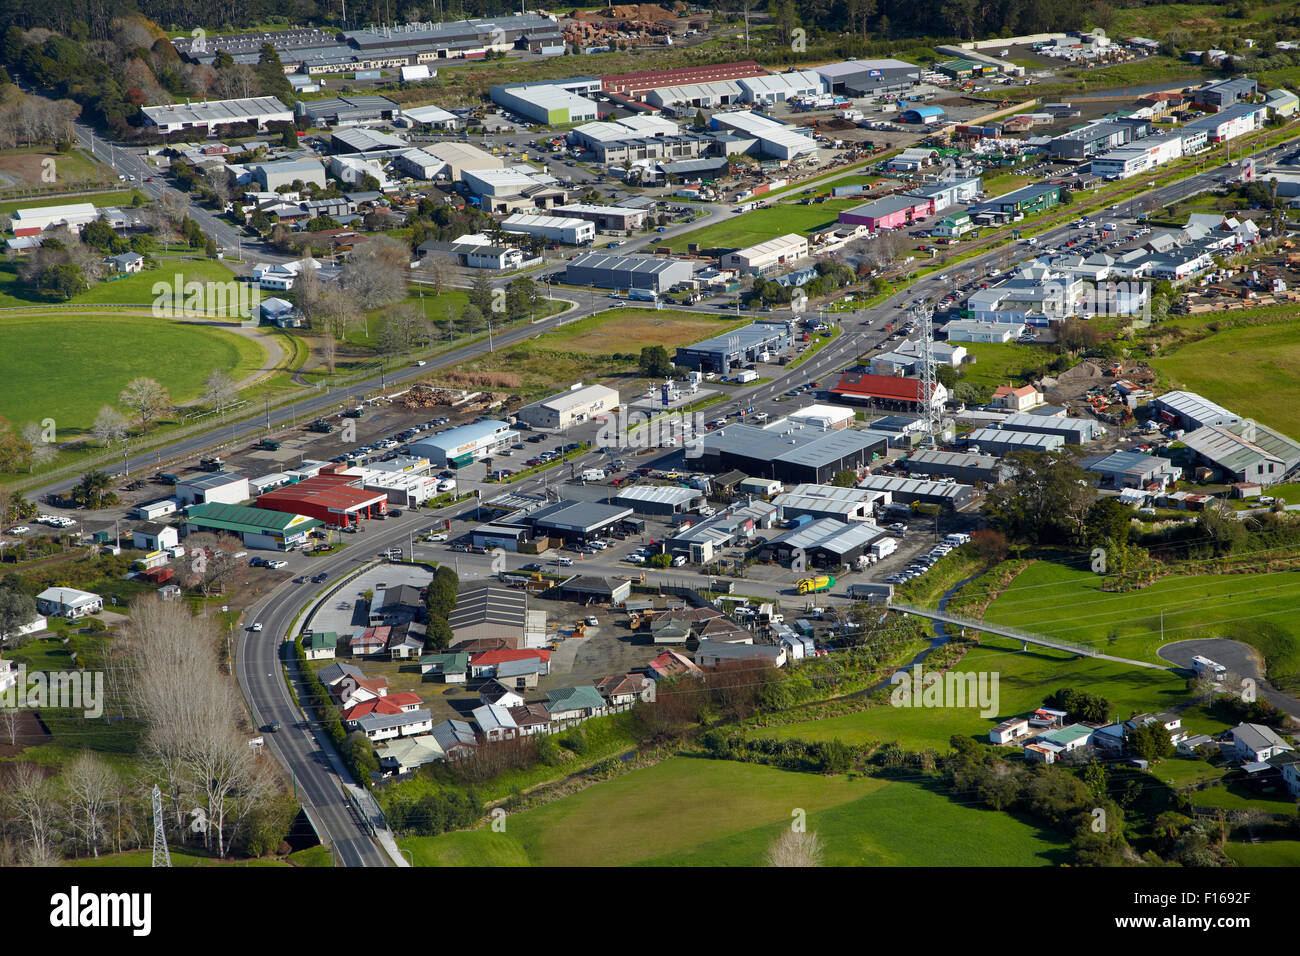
[268,720,281,733]
[249,556,266,567]
[267,560,288,570]
[585,615,599,627]
[554,556,573,566]
[311,573,329,583]
[451,543,470,552]
[389,509,404,518]
[423,532,447,542]
[249,623,263,632]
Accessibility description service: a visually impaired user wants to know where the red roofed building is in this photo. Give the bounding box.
[601,60,767,97]
[646,649,702,682]
[349,625,390,657]
[341,692,423,727]
[258,473,388,528]
[991,383,1042,412]
[467,648,551,679]
[830,371,947,411]
[332,676,388,709]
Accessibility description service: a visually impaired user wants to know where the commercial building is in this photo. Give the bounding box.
[1048,121,1132,161]
[998,411,1104,444]
[1183,102,1268,143]
[646,81,743,111]
[1180,421,1300,486]
[903,448,1006,485]
[721,234,809,275]
[829,371,947,412]
[175,472,250,507]
[409,141,502,181]
[451,584,547,649]
[970,182,1063,217]
[501,213,595,246]
[183,502,322,551]
[695,423,888,484]
[1150,390,1239,431]
[403,104,462,128]
[141,96,293,134]
[1091,132,1185,179]
[784,404,855,431]
[1190,77,1257,109]
[525,501,633,540]
[1265,88,1299,118]
[490,83,598,125]
[601,61,768,98]
[9,203,101,237]
[908,176,982,213]
[901,105,946,125]
[766,517,886,568]
[1084,450,1182,490]
[854,474,975,509]
[564,252,696,293]
[409,420,518,467]
[612,485,704,516]
[515,383,619,430]
[673,320,794,373]
[709,111,819,161]
[736,71,822,105]
[838,194,934,231]
[772,483,884,522]
[250,159,328,191]
[964,427,1066,456]
[813,59,920,96]
[551,203,646,232]
[329,126,408,153]
[258,473,390,528]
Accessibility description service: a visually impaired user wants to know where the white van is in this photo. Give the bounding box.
[581,468,606,482]
[671,554,688,567]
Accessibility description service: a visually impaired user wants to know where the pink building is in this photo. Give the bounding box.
[838,194,934,230]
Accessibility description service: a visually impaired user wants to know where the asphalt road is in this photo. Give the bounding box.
[1159,638,1300,719]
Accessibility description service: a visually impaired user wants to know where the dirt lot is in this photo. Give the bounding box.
[0,709,52,757]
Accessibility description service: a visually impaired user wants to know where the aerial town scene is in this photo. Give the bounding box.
[0,0,1297,902]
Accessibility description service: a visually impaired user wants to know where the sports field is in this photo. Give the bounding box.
[398,758,1067,866]
[1150,319,1300,438]
[670,199,861,251]
[0,257,243,311]
[0,312,266,436]
[747,634,1196,751]
[981,560,1300,687]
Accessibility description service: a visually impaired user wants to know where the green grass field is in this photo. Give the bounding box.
[67,848,288,867]
[1224,839,1300,866]
[748,634,1197,751]
[958,341,1056,392]
[399,758,1068,866]
[670,198,862,251]
[981,560,1300,688]
[0,189,136,217]
[0,258,240,310]
[1150,319,1300,438]
[0,311,266,436]
[1189,781,1299,814]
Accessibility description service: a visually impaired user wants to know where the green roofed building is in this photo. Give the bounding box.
[420,652,469,683]
[303,631,338,660]
[184,502,322,551]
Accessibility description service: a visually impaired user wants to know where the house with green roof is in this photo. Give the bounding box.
[183,501,322,551]
[303,631,338,661]
[420,652,469,683]
[545,685,608,724]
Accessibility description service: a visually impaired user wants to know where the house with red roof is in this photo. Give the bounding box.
[991,383,1042,412]
[830,371,947,411]
[467,647,551,679]
[341,692,424,729]
[349,625,390,657]
[646,650,702,682]
[332,675,388,709]
[595,673,655,707]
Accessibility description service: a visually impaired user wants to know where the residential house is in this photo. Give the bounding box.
[419,651,468,682]
[349,625,390,658]
[472,703,519,741]
[646,649,703,681]
[508,702,553,736]
[991,384,1042,412]
[377,735,446,773]
[302,631,338,661]
[1227,723,1295,762]
[478,679,525,710]
[430,719,478,760]
[544,685,608,724]
[341,692,424,728]
[990,717,1031,745]
[595,673,654,708]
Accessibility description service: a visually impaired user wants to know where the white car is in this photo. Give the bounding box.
[250,623,263,632]
[266,560,288,569]
[6,526,30,535]
[423,533,447,542]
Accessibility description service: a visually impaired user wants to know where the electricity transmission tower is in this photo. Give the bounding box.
[152,785,171,868]
[914,301,941,447]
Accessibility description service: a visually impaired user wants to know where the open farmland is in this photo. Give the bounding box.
[399,758,1067,866]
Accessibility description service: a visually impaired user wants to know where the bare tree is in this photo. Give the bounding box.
[3,763,58,865]
[0,709,19,747]
[176,533,242,597]
[20,422,54,471]
[202,369,238,415]
[119,377,171,436]
[765,828,825,867]
[62,751,118,858]
[92,405,130,447]
[341,235,409,308]
[316,286,362,342]
[293,261,324,328]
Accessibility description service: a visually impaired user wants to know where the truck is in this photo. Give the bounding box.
[795,575,836,595]
[626,288,658,302]
[199,456,224,471]
[581,468,606,482]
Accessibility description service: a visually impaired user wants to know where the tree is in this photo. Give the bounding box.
[340,235,408,308]
[201,369,237,415]
[178,533,242,597]
[984,450,1094,545]
[505,277,538,321]
[0,415,30,473]
[426,615,453,652]
[1086,496,1132,549]
[468,273,494,313]
[1129,721,1175,762]
[63,751,118,858]
[20,422,54,471]
[638,345,673,377]
[70,469,114,510]
[0,586,37,638]
[118,377,170,436]
[91,406,129,447]
[37,262,87,300]
[831,469,857,488]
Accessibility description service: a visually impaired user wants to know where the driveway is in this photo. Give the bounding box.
[1159,638,1300,719]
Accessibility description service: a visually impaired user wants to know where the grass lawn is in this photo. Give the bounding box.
[1224,839,1300,867]
[68,848,288,867]
[1150,319,1300,438]
[0,189,137,217]
[1148,757,1227,790]
[1189,781,1300,814]
[959,341,1056,392]
[749,634,1199,751]
[0,311,266,436]
[0,146,112,191]
[0,258,242,311]
[982,559,1300,688]
[670,198,862,252]
[399,757,1068,866]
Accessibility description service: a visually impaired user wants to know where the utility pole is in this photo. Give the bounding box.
[151,785,171,868]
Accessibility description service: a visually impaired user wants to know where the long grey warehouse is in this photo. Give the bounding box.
[965,428,1065,456]
[697,424,888,484]
[564,252,696,292]
[855,474,974,509]
[903,448,1007,485]
[999,412,1104,444]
